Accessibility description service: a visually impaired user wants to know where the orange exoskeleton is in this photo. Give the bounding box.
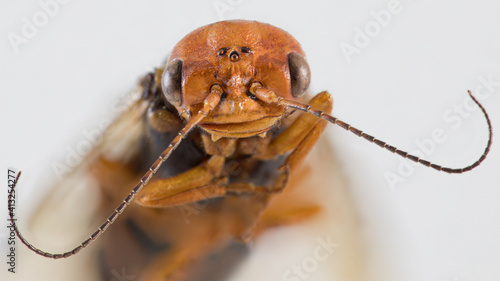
[9,20,492,281]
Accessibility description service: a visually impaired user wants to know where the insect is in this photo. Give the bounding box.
[9,20,492,281]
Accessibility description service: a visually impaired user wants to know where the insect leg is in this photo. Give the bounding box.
[231,92,332,234]
[225,91,332,195]
[255,91,333,160]
[135,156,227,207]
[268,91,333,192]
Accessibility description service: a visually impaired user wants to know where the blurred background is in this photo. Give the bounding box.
[1,0,500,280]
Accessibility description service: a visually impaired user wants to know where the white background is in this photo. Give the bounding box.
[1,0,500,281]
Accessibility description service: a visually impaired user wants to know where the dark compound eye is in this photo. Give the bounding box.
[241,47,251,54]
[288,52,311,98]
[217,48,229,56]
[161,59,183,106]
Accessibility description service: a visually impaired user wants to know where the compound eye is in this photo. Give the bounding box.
[161,59,183,107]
[288,52,311,98]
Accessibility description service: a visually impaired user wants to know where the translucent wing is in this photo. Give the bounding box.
[9,84,376,281]
[9,76,153,281]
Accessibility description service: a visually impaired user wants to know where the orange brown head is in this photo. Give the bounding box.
[161,20,311,138]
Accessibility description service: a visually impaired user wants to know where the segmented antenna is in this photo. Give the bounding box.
[250,84,492,173]
[10,83,492,259]
[8,85,223,259]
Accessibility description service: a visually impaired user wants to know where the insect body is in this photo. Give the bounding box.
[9,20,492,281]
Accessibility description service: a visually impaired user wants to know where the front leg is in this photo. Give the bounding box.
[259,91,333,191]
[135,156,227,207]
[256,91,333,162]
[220,92,333,194]
[136,92,332,207]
